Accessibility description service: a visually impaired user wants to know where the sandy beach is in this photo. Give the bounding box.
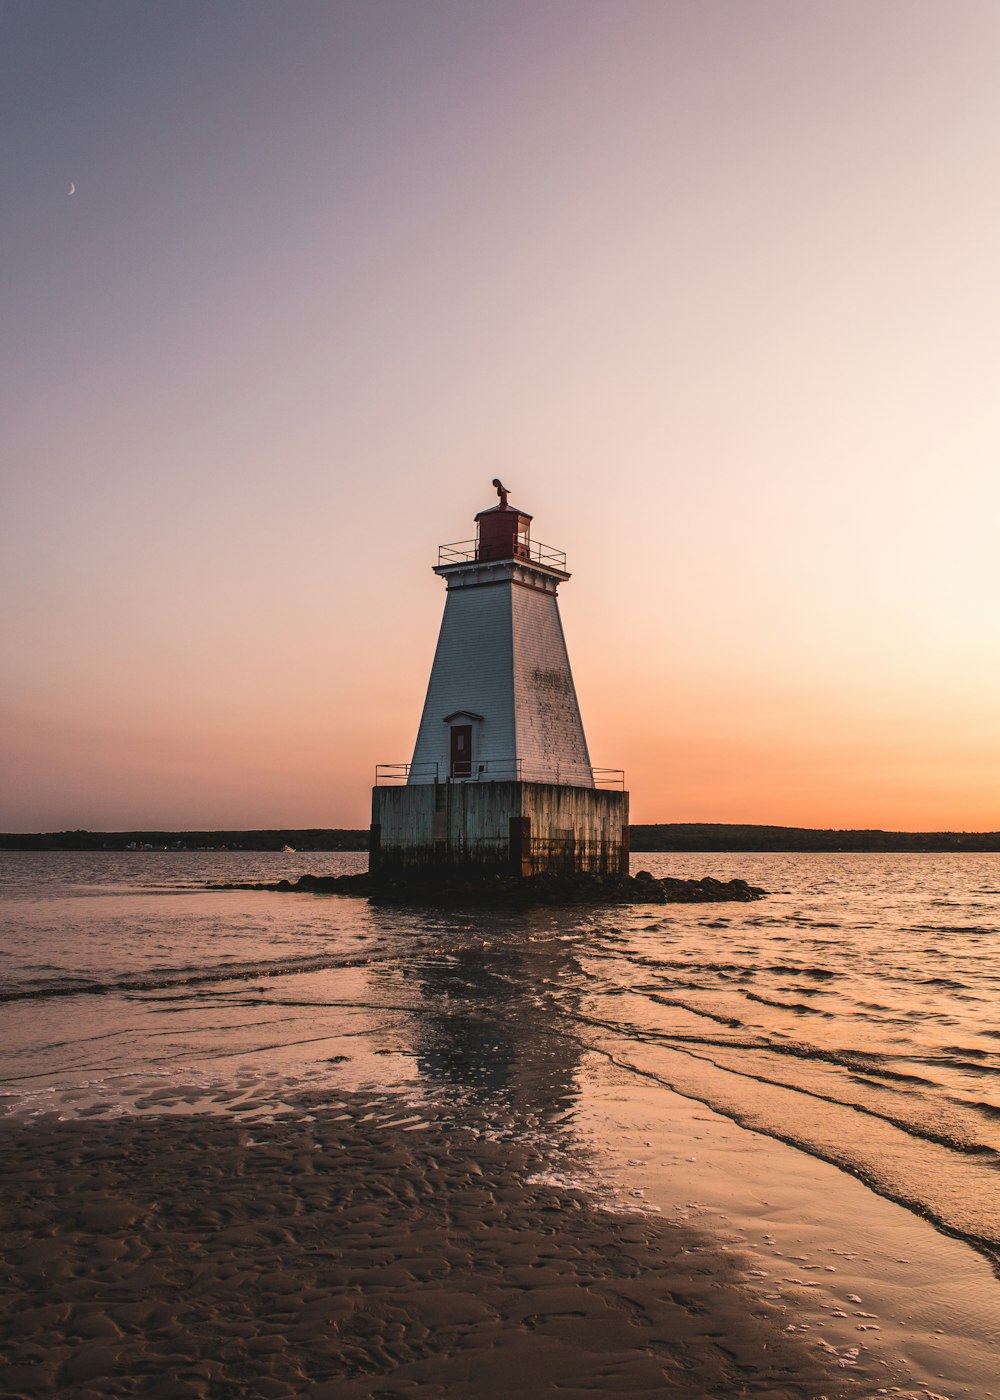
[5,850,999,1398]
[0,1087,884,1400]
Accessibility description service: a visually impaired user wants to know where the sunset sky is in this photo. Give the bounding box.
[2,0,999,832]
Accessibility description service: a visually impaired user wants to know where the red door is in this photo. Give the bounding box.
[450,725,472,777]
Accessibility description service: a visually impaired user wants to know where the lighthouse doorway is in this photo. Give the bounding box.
[450,724,472,778]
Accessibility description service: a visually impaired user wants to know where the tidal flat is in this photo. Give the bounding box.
[2,1092,872,1398]
[2,850,1000,1397]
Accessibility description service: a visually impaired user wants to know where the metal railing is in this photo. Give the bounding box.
[375,761,625,789]
[375,762,440,784]
[437,538,567,571]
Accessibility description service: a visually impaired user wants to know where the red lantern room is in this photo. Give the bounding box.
[475,478,531,562]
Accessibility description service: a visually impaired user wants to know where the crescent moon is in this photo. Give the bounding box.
[68,183,76,197]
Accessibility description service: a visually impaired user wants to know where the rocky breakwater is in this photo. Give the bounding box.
[213,869,766,905]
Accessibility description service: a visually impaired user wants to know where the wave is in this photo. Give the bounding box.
[0,951,382,1004]
[565,1016,1000,1273]
[763,964,837,979]
[907,924,998,935]
[966,1099,1000,1121]
[744,992,829,1015]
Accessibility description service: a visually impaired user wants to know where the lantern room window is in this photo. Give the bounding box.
[475,505,533,562]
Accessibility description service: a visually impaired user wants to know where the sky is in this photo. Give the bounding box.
[2,0,999,832]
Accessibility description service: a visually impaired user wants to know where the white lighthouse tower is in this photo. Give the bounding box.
[372,482,628,878]
[408,479,593,789]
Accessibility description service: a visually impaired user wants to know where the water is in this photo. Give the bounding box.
[2,849,1000,1395]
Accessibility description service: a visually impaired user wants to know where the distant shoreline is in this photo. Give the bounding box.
[2,822,1000,853]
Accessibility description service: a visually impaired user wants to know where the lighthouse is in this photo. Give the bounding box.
[371,482,628,878]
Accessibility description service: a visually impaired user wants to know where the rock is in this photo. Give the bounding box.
[207,868,765,906]
[208,871,765,906]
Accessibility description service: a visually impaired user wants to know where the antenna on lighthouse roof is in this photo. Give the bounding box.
[492,477,510,509]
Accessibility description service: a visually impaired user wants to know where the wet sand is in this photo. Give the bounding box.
[0,1090,882,1399]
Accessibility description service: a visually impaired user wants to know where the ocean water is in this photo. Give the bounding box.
[3,849,1000,1393]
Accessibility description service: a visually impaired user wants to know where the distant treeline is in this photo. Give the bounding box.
[3,823,1000,853]
[0,829,370,852]
[629,823,1000,852]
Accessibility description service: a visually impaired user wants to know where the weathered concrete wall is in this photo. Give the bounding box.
[371,784,437,864]
[521,783,628,876]
[373,782,517,873]
[372,782,628,877]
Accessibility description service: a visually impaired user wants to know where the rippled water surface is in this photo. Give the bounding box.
[3,849,1000,1393]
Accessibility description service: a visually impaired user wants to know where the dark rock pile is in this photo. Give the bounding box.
[211,870,765,905]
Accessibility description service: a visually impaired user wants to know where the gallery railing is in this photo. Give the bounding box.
[374,761,625,790]
[437,538,567,571]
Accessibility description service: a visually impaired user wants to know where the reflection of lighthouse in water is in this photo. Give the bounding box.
[389,919,587,1118]
[371,482,628,877]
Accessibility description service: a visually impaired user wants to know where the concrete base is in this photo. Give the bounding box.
[371,781,629,878]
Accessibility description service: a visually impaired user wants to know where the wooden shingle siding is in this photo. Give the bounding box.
[408,564,593,788]
[409,582,515,783]
[511,584,592,785]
